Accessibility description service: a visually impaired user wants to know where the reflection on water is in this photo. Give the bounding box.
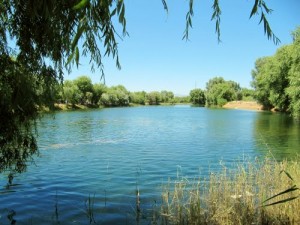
[254,111,300,160]
[0,106,299,224]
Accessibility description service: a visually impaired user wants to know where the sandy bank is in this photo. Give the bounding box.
[223,101,263,111]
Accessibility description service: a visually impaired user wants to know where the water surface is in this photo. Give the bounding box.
[1,106,299,224]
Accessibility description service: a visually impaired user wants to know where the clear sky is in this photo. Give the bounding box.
[67,0,300,96]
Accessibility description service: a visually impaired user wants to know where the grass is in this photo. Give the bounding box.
[159,157,300,225]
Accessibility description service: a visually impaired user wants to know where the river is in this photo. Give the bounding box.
[0,106,299,224]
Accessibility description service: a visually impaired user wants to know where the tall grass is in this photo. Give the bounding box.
[160,157,300,225]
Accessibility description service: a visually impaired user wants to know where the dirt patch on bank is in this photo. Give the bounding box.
[223,101,263,111]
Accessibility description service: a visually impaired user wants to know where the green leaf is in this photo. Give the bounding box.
[75,47,79,68]
[280,170,294,181]
[211,0,221,42]
[119,3,125,24]
[249,1,280,45]
[188,16,192,27]
[211,11,216,20]
[117,0,123,14]
[263,196,299,207]
[72,0,89,10]
[250,0,259,18]
[262,1,273,14]
[111,8,117,17]
[259,13,264,24]
[66,51,74,66]
[162,0,168,13]
[262,185,299,204]
[71,25,85,52]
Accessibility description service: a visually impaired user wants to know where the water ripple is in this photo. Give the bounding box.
[1,107,299,224]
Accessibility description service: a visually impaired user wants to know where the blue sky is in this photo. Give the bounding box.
[67,0,300,96]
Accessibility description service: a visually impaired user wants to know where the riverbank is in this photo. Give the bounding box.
[223,101,263,111]
[54,103,97,110]
[43,102,181,112]
[42,101,263,113]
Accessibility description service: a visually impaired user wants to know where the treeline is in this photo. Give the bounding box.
[189,77,254,107]
[53,75,252,108]
[251,27,300,118]
[54,76,189,107]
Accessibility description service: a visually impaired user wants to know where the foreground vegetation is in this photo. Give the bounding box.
[159,157,300,224]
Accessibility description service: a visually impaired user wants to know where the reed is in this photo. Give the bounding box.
[85,194,96,224]
[160,157,300,225]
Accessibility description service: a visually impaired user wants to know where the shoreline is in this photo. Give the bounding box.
[42,101,264,112]
[222,101,263,111]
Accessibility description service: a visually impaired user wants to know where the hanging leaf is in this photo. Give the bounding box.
[211,0,221,43]
[66,51,74,66]
[262,1,273,14]
[75,47,79,68]
[262,185,299,206]
[73,0,89,10]
[71,25,85,52]
[263,196,299,207]
[182,0,194,41]
[111,8,117,17]
[117,0,122,14]
[119,3,125,24]
[250,0,259,18]
[162,0,168,13]
[251,1,280,45]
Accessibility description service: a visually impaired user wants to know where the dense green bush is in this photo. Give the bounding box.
[252,27,300,118]
[205,77,241,107]
[189,88,206,106]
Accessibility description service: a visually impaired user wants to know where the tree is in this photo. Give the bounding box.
[251,27,300,117]
[206,77,241,107]
[174,96,190,104]
[74,76,93,96]
[160,90,174,103]
[110,85,130,106]
[73,76,94,104]
[63,80,82,106]
[92,83,107,105]
[130,91,146,105]
[240,88,255,101]
[0,57,59,173]
[189,88,206,106]
[147,92,161,105]
[286,28,300,118]
[251,57,274,109]
[99,85,129,107]
[99,93,110,106]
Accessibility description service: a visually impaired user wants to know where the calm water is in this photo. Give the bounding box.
[1,106,299,224]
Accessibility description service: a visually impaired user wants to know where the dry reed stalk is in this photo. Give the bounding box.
[159,157,300,225]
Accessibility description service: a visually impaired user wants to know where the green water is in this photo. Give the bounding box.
[0,106,299,224]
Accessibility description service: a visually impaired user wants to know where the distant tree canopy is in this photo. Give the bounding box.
[58,77,176,107]
[0,0,279,174]
[205,77,242,107]
[251,27,300,118]
[189,89,206,106]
